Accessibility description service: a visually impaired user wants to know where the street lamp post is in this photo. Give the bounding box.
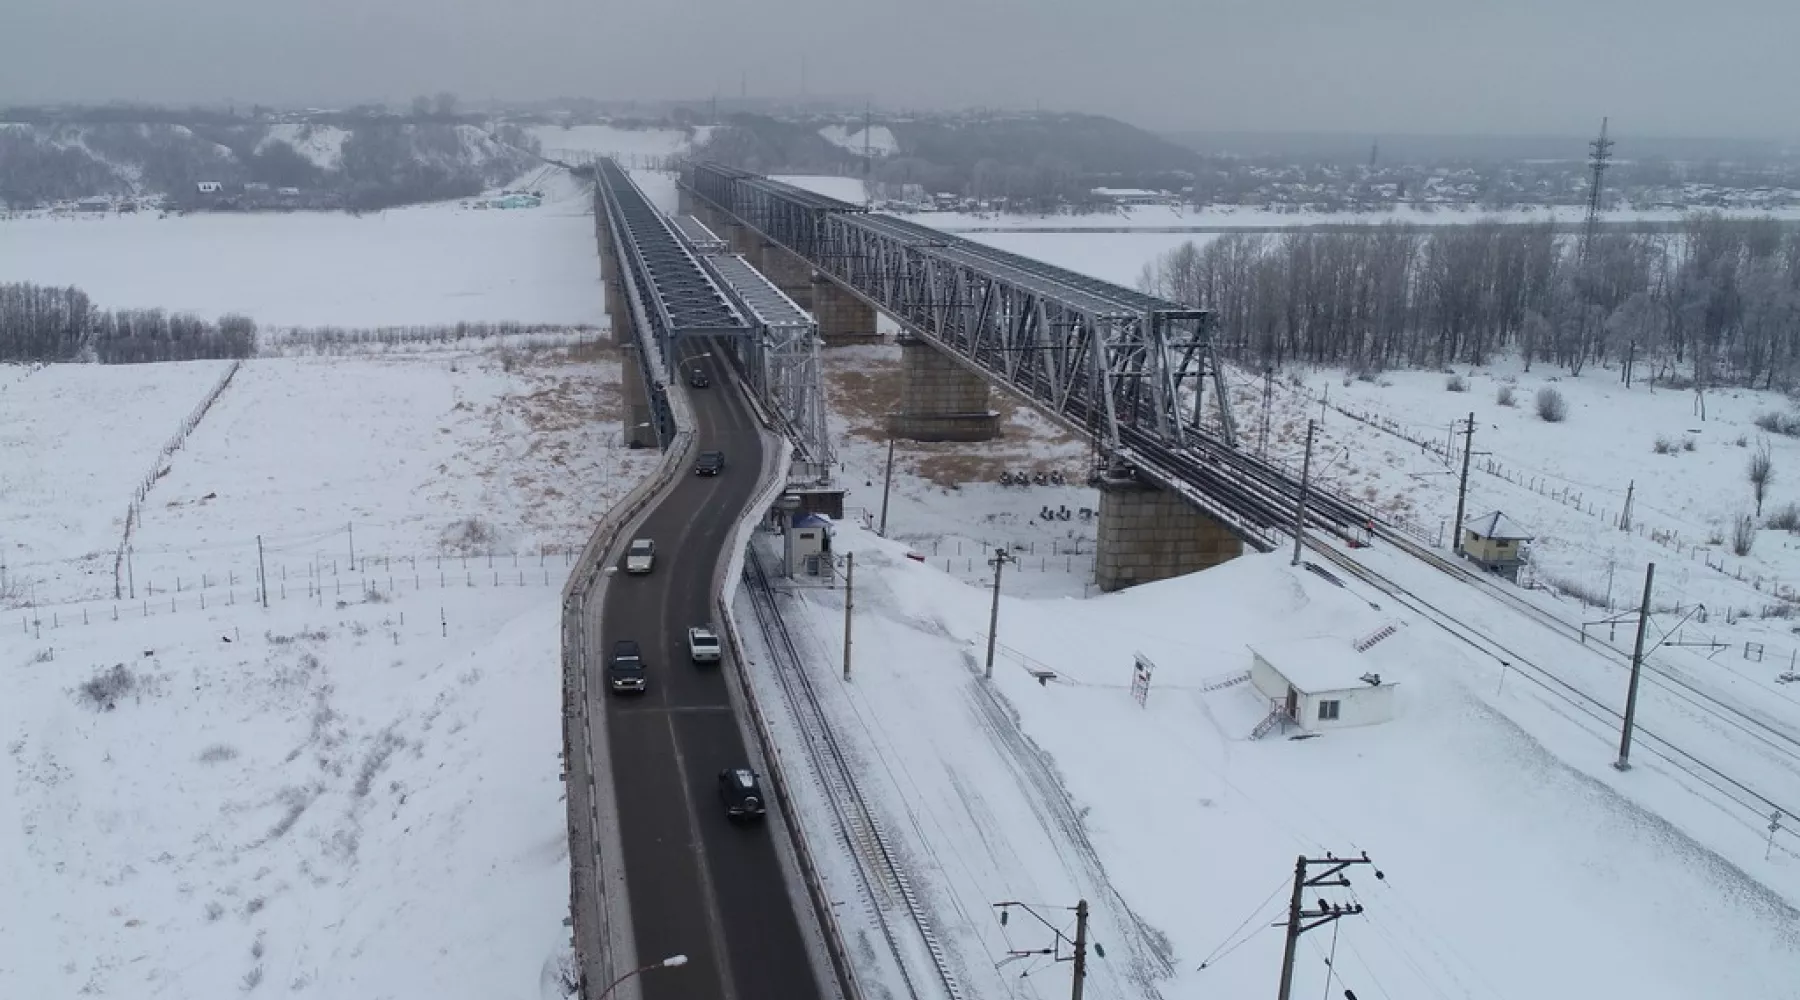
[595,954,689,999]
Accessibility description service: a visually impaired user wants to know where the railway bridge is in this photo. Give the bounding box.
[679,161,1374,590]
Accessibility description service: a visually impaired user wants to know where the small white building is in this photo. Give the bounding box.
[1248,637,1398,731]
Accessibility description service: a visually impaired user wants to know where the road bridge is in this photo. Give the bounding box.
[575,158,840,1000]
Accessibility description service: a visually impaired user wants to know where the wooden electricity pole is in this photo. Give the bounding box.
[984,548,1010,680]
[258,534,268,609]
[1615,562,1655,771]
[1452,411,1475,555]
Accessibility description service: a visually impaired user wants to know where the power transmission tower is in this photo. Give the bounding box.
[1580,117,1613,264]
[993,899,1101,1000]
[1276,853,1382,1000]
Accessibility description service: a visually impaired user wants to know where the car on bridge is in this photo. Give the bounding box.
[688,367,710,389]
[688,625,722,663]
[624,538,656,574]
[695,450,725,477]
[718,767,766,820]
[609,639,647,694]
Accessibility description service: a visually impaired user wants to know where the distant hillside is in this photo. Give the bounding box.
[0,117,541,212]
[692,110,1202,210]
[1163,129,1789,165]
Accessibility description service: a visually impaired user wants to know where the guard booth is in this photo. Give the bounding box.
[784,511,834,577]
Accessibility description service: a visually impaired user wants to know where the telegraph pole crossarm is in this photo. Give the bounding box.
[992,899,1100,1000]
[1275,853,1382,1000]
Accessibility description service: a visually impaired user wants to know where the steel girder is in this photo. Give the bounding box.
[595,159,749,446]
[700,252,834,475]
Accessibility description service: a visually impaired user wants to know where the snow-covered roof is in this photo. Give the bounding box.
[1250,637,1389,694]
[1463,510,1533,540]
[1091,187,1163,198]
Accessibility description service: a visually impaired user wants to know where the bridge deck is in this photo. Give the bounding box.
[597,160,748,335]
[703,253,814,331]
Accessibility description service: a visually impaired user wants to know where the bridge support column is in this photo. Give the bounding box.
[756,241,814,311]
[810,277,879,345]
[885,339,1000,442]
[620,341,654,449]
[726,222,757,256]
[1094,474,1242,592]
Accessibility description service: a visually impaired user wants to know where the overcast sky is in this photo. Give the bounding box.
[4,0,1794,139]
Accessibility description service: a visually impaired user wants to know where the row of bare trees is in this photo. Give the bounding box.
[0,283,256,364]
[1140,214,1800,387]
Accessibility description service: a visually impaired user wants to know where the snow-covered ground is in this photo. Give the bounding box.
[821,343,1102,599]
[0,171,601,328]
[816,125,898,158]
[1,342,645,999]
[257,123,350,170]
[2,170,645,998]
[742,528,1800,1000]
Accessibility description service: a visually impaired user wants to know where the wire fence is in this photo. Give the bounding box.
[16,553,573,638]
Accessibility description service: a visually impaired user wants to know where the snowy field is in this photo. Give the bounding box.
[1235,361,1800,659]
[743,530,1800,1000]
[0,170,600,328]
[2,348,653,609]
[1,166,648,997]
[1,343,646,999]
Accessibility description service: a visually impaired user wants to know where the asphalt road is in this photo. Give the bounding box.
[599,346,824,1000]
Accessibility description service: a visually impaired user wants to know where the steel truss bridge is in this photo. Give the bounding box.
[684,162,1382,551]
[594,159,834,473]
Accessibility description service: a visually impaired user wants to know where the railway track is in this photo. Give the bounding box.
[742,547,965,1000]
[1307,539,1800,851]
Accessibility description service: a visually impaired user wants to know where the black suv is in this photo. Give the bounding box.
[695,450,725,476]
[688,368,710,388]
[609,639,646,694]
[717,767,767,820]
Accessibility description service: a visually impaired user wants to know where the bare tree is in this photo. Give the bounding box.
[1749,438,1776,516]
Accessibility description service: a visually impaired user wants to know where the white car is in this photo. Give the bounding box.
[688,625,722,663]
[624,538,656,574]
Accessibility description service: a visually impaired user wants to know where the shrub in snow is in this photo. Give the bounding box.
[78,663,137,709]
[1496,385,1516,407]
[1754,411,1800,437]
[1445,374,1468,392]
[1749,439,1776,516]
[1732,513,1756,556]
[1682,436,1697,452]
[1653,436,1674,455]
[1737,434,1750,447]
[1767,502,1800,533]
[1535,387,1567,422]
[241,965,263,992]
[197,744,239,764]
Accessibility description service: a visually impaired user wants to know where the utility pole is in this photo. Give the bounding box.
[983,547,1011,680]
[348,521,356,573]
[128,546,136,600]
[842,552,854,681]
[1619,479,1635,533]
[993,899,1098,1000]
[878,436,896,537]
[1452,411,1475,556]
[257,534,268,609]
[1615,561,1655,771]
[1276,853,1381,1000]
[1258,366,1274,458]
[1291,420,1316,566]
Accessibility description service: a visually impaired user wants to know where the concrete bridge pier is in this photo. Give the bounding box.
[620,341,654,449]
[677,184,694,216]
[885,338,1001,442]
[810,277,879,345]
[726,222,757,256]
[1093,471,1243,592]
[756,241,815,311]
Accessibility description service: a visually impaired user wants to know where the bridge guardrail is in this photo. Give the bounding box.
[711,391,864,1000]
[561,377,698,997]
